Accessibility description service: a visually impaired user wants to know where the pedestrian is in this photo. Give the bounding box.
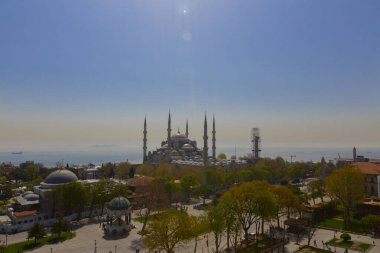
[373,240,375,245]
[314,239,316,246]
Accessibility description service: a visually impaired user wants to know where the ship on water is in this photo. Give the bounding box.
[11,151,23,155]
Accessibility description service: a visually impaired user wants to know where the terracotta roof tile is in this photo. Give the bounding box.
[14,210,37,217]
[352,162,380,175]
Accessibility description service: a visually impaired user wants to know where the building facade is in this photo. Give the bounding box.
[143,113,216,165]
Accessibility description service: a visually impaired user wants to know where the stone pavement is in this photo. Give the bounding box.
[285,228,379,253]
[3,202,380,253]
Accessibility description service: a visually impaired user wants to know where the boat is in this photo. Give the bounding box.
[11,152,23,155]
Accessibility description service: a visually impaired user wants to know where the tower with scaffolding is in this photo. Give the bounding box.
[251,128,261,161]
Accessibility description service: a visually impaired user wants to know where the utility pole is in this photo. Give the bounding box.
[289,155,296,163]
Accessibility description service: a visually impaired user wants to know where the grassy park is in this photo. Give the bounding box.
[4,232,75,253]
[295,245,333,253]
[327,238,372,253]
[318,216,370,234]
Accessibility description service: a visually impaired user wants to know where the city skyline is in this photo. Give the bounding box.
[1,0,380,151]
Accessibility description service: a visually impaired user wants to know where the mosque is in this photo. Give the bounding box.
[143,112,216,165]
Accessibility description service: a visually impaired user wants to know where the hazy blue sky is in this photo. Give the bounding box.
[0,0,379,152]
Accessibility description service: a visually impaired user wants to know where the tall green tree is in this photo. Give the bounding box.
[180,173,199,203]
[51,216,70,238]
[271,185,301,228]
[189,215,209,253]
[223,182,260,241]
[255,182,277,235]
[219,192,241,251]
[207,205,226,253]
[326,165,364,227]
[143,210,192,253]
[28,223,47,245]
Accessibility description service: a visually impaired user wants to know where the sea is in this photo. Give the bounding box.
[1,146,380,167]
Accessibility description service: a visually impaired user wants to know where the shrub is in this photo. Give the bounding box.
[340,233,351,242]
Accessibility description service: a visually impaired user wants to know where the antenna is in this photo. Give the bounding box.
[289,155,296,163]
[251,128,261,160]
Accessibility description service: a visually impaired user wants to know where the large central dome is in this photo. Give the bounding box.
[171,130,187,140]
[44,169,78,185]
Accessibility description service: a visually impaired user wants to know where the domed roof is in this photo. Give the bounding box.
[182,143,195,150]
[107,196,131,210]
[171,130,187,140]
[24,193,39,201]
[22,191,34,197]
[44,169,78,185]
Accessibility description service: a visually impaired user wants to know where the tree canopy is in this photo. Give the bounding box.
[326,165,364,226]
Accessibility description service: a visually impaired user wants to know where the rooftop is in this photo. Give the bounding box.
[352,162,380,175]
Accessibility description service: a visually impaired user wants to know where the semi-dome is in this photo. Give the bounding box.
[22,191,34,197]
[44,169,78,185]
[107,196,131,211]
[24,193,39,201]
[182,143,195,150]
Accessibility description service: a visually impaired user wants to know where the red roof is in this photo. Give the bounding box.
[14,210,37,217]
[352,162,380,175]
[126,176,154,187]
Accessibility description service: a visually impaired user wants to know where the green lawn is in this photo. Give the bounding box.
[237,238,282,253]
[327,238,372,252]
[4,232,75,253]
[294,246,333,253]
[133,213,160,223]
[318,216,369,234]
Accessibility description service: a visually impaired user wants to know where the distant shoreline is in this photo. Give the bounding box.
[1,147,379,167]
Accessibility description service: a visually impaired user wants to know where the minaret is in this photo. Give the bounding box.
[185,120,189,138]
[167,111,172,148]
[203,114,208,164]
[143,116,147,162]
[212,115,216,159]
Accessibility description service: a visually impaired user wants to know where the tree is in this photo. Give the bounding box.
[204,169,224,197]
[272,185,301,228]
[114,161,131,179]
[255,182,277,235]
[222,182,260,241]
[217,153,227,160]
[308,179,325,205]
[51,216,70,238]
[189,215,209,253]
[137,179,169,233]
[207,205,226,253]
[110,184,128,199]
[143,210,192,253]
[361,214,380,233]
[28,223,47,245]
[26,165,37,181]
[306,225,317,246]
[326,165,364,227]
[219,193,241,252]
[340,233,351,242]
[180,173,199,203]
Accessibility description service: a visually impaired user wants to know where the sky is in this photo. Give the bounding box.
[0,0,379,152]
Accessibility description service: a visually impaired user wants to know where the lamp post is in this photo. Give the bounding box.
[94,240,97,253]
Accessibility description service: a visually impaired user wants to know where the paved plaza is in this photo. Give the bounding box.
[3,202,380,253]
